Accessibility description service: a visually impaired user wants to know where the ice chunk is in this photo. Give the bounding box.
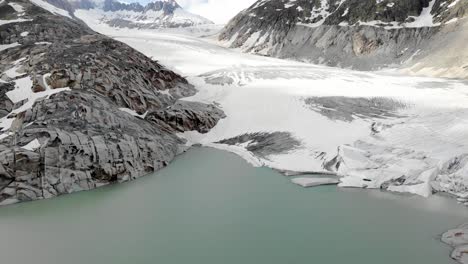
[291,177,340,188]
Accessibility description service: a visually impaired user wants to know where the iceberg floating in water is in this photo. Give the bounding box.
[291,177,340,188]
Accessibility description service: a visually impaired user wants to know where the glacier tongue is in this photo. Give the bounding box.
[81,23,468,199]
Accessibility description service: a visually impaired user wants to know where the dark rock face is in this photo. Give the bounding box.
[147,101,226,134]
[41,0,213,29]
[216,132,301,158]
[102,0,180,14]
[102,0,144,12]
[0,4,16,18]
[98,0,212,29]
[0,83,14,118]
[0,0,224,205]
[219,0,467,70]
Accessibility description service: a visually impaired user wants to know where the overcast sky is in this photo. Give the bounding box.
[176,0,257,24]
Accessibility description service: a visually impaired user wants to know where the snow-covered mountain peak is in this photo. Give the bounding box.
[101,0,180,13]
[87,0,213,29]
[36,0,213,29]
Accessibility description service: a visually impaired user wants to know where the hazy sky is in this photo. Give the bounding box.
[177,0,257,24]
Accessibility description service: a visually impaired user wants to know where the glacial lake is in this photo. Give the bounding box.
[0,147,467,264]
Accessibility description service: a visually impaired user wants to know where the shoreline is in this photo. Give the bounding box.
[200,144,468,264]
[0,145,465,264]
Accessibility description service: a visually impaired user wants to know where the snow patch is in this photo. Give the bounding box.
[0,18,32,26]
[35,42,52,45]
[21,139,41,151]
[448,0,461,8]
[7,75,70,115]
[0,43,20,52]
[405,0,440,28]
[118,108,148,119]
[8,2,25,13]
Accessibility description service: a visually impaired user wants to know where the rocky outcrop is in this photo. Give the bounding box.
[147,101,226,134]
[0,83,14,118]
[219,0,467,77]
[102,0,178,14]
[216,132,301,158]
[0,0,224,205]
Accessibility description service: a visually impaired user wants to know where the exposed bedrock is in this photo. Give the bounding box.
[146,101,226,134]
[0,0,224,205]
[216,132,302,158]
[224,23,436,71]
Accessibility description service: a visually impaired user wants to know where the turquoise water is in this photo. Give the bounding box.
[0,147,467,264]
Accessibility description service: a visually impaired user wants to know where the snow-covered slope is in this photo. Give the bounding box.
[77,0,213,29]
[35,0,213,29]
[219,0,468,79]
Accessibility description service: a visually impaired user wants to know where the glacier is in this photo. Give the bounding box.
[76,23,468,200]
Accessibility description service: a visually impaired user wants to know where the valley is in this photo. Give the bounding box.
[87,23,468,200]
[1,0,468,262]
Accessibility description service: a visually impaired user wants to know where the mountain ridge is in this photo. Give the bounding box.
[219,0,468,79]
[34,0,214,29]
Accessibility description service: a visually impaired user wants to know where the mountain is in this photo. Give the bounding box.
[33,0,214,29]
[219,0,468,78]
[0,0,223,205]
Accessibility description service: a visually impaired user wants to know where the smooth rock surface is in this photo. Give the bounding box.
[0,0,224,205]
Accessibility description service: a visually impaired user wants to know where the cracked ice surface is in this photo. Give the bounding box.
[87,25,468,198]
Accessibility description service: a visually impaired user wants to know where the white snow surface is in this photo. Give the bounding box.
[74,5,212,30]
[0,43,20,52]
[67,24,468,198]
[0,18,32,26]
[0,70,70,140]
[8,2,25,13]
[21,139,41,151]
